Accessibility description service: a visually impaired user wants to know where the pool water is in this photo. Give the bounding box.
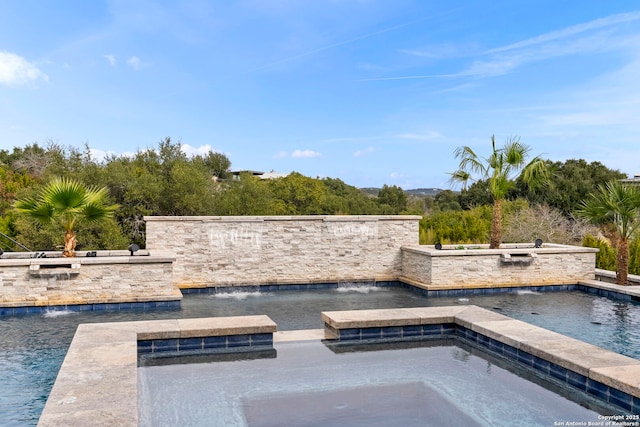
[434,290,640,358]
[3,285,640,426]
[138,340,610,427]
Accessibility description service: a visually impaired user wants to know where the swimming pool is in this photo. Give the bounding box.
[188,286,640,359]
[3,284,640,426]
[138,339,612,426]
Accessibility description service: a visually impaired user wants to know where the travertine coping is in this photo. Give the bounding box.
[144,215,422,222]
[401,242,598,257]
[321,305,640,399]
[37,315,277,427]
[0,252,171,266]
[579,279,640,298]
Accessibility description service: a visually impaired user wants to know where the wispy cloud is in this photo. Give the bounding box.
[104,54,116,66]
[458,12,640,79]
[353,146,375,157]
[400,42,471,60]
[395,132,440,141]
[532,58,640,130]
[292,149,321,158]
[368,11,640,82]
[252,13,451,73]
[486,11,640,54]
[357,74,451,82]
[273,151,288,159]
[0,51,48,86]
[127,56,142,70]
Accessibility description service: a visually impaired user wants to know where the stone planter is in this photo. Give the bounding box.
[400,243,598,289]
[0,250,180,307]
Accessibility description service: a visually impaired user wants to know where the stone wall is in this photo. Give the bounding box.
[401,243,597,289]
[144,216,421,288]
[0,253,179,307]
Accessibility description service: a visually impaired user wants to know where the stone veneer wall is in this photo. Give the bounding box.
[401,243,597,288]
[0,253,179,307]
[144,215,421,288]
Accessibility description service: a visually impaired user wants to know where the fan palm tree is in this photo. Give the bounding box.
[450,135,548,249]
[14,177,118,257]
[577,181,640,285]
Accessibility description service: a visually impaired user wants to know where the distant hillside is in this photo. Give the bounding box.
[360,187,445,197]
[405,188,446,197]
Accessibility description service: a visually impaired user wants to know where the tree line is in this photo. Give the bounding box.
[0,138,416,251]
[1,137,637,278]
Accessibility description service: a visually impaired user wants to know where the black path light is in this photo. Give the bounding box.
[128,243,139,256]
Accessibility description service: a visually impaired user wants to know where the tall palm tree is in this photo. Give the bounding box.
[14,177,118,257]
[577,181,640,285]
[450,135,548,249]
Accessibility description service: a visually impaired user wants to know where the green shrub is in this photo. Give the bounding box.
[629,236,640,276]
[582,234,616,271]
[420,206,491,245]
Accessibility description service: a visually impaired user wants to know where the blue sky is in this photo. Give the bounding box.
[1,1,639,189]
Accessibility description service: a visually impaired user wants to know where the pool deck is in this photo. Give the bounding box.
[38,302,640,426]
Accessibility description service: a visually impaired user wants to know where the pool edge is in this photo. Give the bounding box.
[38,306,640,426]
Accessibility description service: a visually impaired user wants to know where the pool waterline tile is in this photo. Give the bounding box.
[4,279,640,318]
[321,305,640,415]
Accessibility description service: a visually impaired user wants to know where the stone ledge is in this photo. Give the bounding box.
[144,215,422,222]
[38,315,278,427]
[0,253,175,267]
[579,279,640,297]
[321,305,640,404]
[401,243,598,257]
[0,288,183,308]
[397,276,578,291]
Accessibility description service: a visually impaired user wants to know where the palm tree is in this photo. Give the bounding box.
[14,177,118,257]
[577,181,640,285]
[450,135,548,249]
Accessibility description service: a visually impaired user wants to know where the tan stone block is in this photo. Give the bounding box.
[454,305,512,329]
[521,338,639,376]
[321,308,421,328]
[177,315,277,337]
[590,364,640,398]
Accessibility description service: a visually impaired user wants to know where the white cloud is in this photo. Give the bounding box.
[127,56,142,70]
[0,51,48,86]
[181,143,215,156]
[104,54,116,66]
[353,146,375,157]
[88,148,112,162]
[273,151,288,159]
[291,149,321,158]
